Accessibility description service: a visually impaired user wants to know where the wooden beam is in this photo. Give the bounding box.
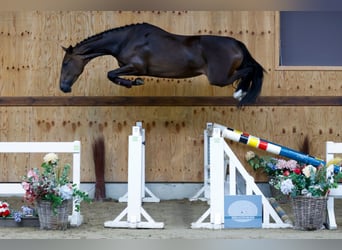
[0,96,341,106]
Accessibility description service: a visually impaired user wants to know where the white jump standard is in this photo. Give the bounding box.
[191,123,292,229]
[118,122,161,203]
[104,122,164,229]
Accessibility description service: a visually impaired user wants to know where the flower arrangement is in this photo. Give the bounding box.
[245,151,342,197]
[22,153,91,213]
[245,151,298,177]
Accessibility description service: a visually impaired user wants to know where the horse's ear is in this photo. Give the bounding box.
[61,45,73,53]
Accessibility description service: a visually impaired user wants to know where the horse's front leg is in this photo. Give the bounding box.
[107,70,133,88]
[107,65,145,88]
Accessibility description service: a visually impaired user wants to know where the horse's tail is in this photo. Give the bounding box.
[236,40,265,106]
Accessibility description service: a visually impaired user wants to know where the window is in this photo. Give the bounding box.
[278,11,342,68]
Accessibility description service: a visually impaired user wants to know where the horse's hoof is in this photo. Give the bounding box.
[133,78,144,86]
[233,89,246,101]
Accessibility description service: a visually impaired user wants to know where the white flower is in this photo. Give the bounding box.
[280,179,294,195]
[43,153,59,164]
[301,189,309,195]
[59,184,73,200]
[245,151,255,161]
[302,165,316,178]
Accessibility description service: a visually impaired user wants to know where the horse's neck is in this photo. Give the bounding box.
[76,30,126,59]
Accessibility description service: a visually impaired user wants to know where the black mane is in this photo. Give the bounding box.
[74,23,148,49]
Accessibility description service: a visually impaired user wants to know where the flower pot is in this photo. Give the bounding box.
[291,196,327,230]
[36,200,70,230]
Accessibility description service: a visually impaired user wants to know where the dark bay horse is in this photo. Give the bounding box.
[60,22,264,105]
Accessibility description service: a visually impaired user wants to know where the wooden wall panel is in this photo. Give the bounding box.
[1,11,342,183]
[2,105,341,183]
[0,11,274,98]
[0,107,32,182]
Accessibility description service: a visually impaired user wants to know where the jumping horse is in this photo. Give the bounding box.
[60,22,265,105]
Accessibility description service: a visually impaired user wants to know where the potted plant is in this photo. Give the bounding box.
[246,151,342,230]
[22,153,91,230]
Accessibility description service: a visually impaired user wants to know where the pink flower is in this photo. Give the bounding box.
[22,182,30,191]
[283,170,290,176]
[27,169,39,181]
[276,159,298,170]
[286,160,299,170]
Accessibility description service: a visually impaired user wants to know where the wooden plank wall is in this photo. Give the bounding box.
[0,11,341,183]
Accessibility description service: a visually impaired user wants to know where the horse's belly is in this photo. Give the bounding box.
[147,57,205,78]
[148,67,203,78]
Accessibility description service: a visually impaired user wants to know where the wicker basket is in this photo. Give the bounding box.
[36,200,70,230]
[291,196,327,230]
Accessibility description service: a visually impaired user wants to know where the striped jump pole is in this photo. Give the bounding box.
[213,123,342,174]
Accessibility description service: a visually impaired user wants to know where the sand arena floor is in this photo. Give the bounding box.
[1,197,342,239]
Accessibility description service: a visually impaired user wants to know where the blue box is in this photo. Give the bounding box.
[224,195,262,228]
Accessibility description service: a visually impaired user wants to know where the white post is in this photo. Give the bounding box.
[118,122,160,203]
[69,140,83,226]
[209,127,225,228]
[191,127,225,229]
[104,123,164,229]
[127,126,143,224]
[189,123,211,201]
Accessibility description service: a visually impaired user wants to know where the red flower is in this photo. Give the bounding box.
[0,201,11,217]
[283,170,290,176]
[2,209,10,217]
[293,168,301,175]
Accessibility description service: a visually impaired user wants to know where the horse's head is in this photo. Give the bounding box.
[59,45,87,93]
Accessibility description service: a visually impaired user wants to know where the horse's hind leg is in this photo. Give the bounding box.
[207,67,252,87]
[233,74,253,101]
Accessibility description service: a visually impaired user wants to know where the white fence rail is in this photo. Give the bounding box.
[0,141,83,226]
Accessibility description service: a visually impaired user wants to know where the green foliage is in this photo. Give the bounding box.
[22,153,91,214]
[246,151,342,197]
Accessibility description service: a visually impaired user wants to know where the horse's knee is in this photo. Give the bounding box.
[107,71,117,82]
[107,72,132,88]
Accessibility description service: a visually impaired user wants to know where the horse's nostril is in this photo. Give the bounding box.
[60,85,71,93]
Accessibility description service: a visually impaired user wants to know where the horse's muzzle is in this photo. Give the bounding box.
[60,84,72,93]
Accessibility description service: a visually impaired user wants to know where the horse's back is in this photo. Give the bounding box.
[119,23,244,77]
[200,36,242,56]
